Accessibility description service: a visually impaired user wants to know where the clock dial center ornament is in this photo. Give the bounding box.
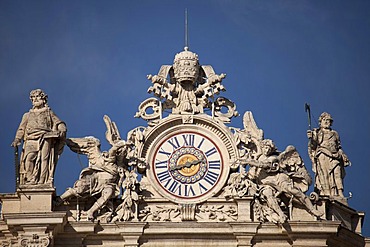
[169,147,207,182]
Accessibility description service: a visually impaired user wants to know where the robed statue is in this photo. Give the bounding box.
[11,89,66,186]
[307,112,350,198]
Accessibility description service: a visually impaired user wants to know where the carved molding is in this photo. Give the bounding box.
[139,205,181,222]
[197,204,238,222]
[19,234,50,247]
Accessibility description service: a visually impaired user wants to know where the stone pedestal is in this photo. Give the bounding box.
[17,186,55,213]
[235,197,254,221]
[324,198,365,234]
[0,187,66,246]
[1,186,55,214]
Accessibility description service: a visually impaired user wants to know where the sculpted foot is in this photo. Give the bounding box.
[54,197,64,206]
[310,208,324,218]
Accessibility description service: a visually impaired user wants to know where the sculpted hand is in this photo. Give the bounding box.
[342,152,350,166]
[11,138,21,147]
[58,130,67,138]
[55,131,62,137]
[307,130,313,139]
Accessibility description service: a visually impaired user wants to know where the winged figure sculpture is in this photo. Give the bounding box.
[56,115,135,221]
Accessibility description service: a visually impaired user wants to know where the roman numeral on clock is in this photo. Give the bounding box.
[197,137,205,149]
[168,180,179,193]
[155,159,168,169]
[167,136,181,150]
[198,182,208,194]
[205,147,217,157]
[208,160,221,170]
[157,170,171,183]
[203,170,219,185]
[182,134,195,146]
[158,148,171,157]
[184,184,196,197]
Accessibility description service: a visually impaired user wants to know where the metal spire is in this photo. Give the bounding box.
[185,8,189,51]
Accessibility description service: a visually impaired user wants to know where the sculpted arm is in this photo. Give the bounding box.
[307,129,319,163]
[240,157,275,170]
[307,129,319,147]
[336,132,350,165]
[11,112,29,147]
[50,111,67,136]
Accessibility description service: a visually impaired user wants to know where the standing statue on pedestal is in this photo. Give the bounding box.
[11,89,66,186]
[307,112,350,199]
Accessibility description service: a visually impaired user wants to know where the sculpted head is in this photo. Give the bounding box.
[30,89,48,109]
[260,139,277,156]
[173,48,200,84]
[319,112,333,129]
[281,145,302,167]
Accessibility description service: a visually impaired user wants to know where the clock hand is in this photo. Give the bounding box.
[170,159,205,171]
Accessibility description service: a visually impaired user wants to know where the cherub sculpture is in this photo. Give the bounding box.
[56,115,142,221]
[226,112,321,223]
[246,140,322,223]
[224,111,264,197]
[232,111,264,160]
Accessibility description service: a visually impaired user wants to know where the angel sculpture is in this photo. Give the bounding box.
[56,115,142,221]
[224,111,263,197]
[245,140,322,223]
[232,111,264,161]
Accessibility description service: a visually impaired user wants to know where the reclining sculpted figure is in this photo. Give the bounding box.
[57,115,136,221]
[245,140,322,223]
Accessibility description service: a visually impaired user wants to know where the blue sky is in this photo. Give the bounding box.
[1,0,369,236]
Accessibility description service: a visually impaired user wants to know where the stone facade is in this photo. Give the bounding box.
[0,47,368,247]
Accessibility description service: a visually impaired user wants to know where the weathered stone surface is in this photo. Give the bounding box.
[307,112,350,201]
[11,89,67,187]
[0,48,367,246]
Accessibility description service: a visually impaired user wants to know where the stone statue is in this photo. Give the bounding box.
[57,137,127,220]
[232,111,264,161]
[245,140,322,223]
[11,89,66,186]
[307,112,350,198]
[56,116,144,221]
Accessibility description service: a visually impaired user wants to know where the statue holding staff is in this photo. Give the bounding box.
[11,89,66,186]
[307,112,350,198]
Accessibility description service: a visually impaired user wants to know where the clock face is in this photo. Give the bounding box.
[151,131,224,203]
